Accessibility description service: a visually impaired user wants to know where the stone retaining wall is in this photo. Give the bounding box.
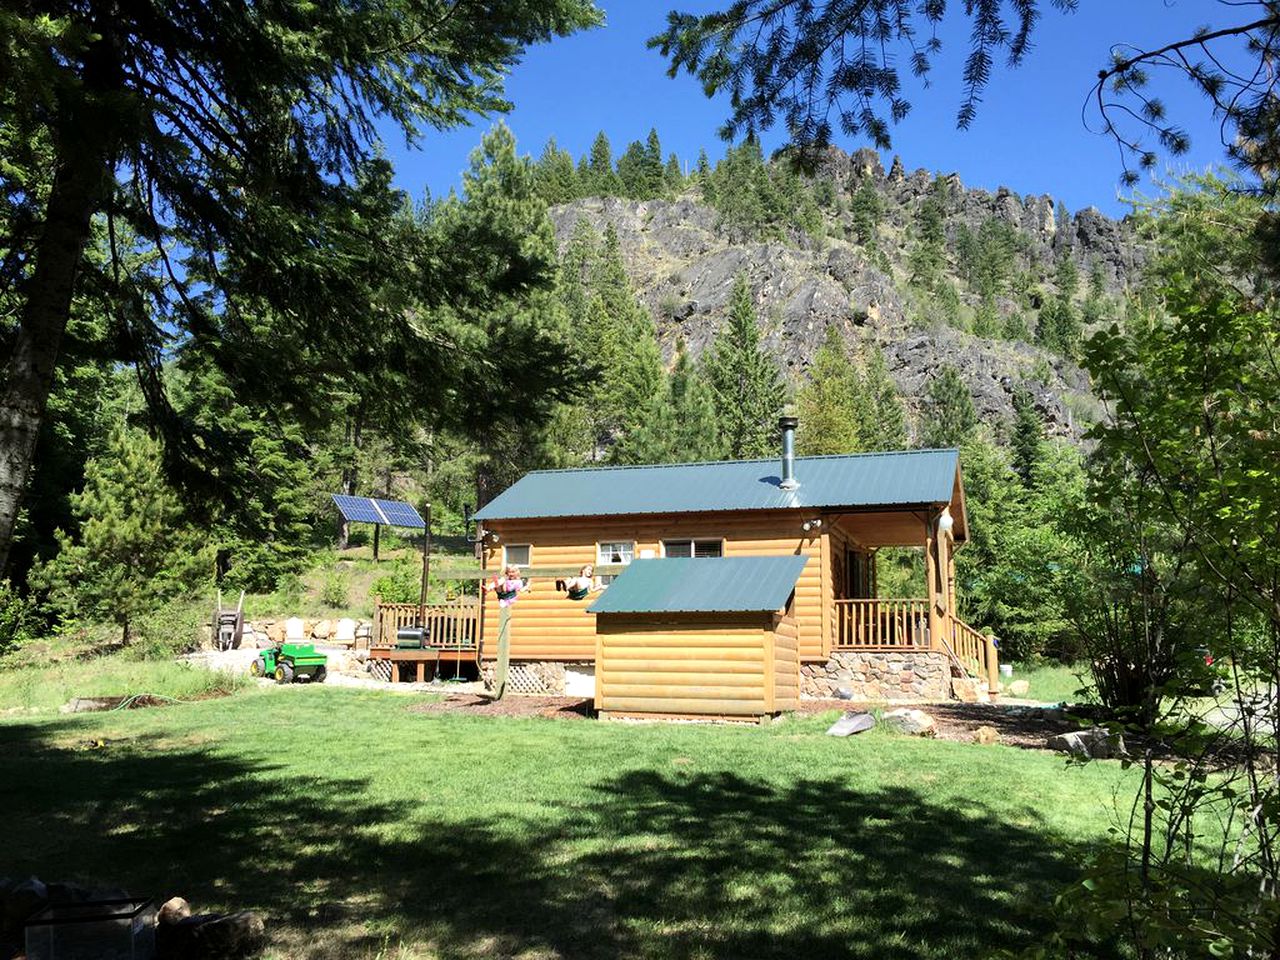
[479,661,589,695]
[800,651,952,700]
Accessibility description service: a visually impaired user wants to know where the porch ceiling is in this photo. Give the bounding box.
[827,509,938,547]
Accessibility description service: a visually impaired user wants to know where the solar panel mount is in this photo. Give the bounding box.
[330,494,425,529]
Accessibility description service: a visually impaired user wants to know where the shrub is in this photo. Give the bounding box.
[125,600,208,661]
[371,559,422,605]
[321,568,350,609]
[0,580,39,657]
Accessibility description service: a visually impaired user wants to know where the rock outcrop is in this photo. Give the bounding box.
[550,147,1142,439]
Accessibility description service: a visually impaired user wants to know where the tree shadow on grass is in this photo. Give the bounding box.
[0,722,1109,959]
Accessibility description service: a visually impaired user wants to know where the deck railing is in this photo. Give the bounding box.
[947,619,993,680]
[833,598,929,649]
[373,599,482,650]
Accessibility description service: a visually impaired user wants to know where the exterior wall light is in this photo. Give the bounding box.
[802,518,823,532]
[937,510,954,535]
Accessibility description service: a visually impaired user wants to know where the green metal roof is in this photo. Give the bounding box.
[473,449,960,522]
[587,556,809,615]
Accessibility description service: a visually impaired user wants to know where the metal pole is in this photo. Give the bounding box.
[373,523,380,562]
[418,504,431,629]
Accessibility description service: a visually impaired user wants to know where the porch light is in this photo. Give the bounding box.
[937,510,954,534]
[802,518,823,532]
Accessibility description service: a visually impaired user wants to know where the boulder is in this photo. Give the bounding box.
[311,619,333,641]
[266,622,285,644]
[973,725,1000,745]
[1009,679,1031,697]
[158,896,192,925]
[826,711,876,737]
[833,685,854,701]
[158,910,265,960]
[882,708,937,737]
[1048,727,1126,759]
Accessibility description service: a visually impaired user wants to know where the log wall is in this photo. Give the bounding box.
[595,611,783,718]
[771,611,800,713]
[481,511,826,660]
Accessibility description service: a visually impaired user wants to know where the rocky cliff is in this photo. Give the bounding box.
[549,147,1143,441]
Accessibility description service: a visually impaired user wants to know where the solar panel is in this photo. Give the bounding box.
[329,494,426,529]
[331,494,382,524]
[373,498,425,529]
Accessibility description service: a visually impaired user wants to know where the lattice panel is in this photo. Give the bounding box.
[368,659,394,682]
[506,664,555,695]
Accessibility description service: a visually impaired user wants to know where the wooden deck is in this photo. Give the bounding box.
[373,599,482,652]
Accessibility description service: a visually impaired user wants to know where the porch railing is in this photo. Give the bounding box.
[833,598,929,649]
[944,616,996,686]
[373,599,482,650]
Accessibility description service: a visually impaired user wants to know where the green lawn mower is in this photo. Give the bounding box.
[250,643,328,684]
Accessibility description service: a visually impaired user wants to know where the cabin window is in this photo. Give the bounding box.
[596,541,634,584]
[662,539,724,558]
[503,544,531,568]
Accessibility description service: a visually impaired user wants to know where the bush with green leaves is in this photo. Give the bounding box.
[321,568,351,609]
[0,580,39,657]
[371,559,423,605]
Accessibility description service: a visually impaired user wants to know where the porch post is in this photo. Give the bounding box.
[925,525,942,650]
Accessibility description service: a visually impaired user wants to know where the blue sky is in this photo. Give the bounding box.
[379,1,1247,217]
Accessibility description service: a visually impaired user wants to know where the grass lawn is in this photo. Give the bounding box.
[0,683,1132,960]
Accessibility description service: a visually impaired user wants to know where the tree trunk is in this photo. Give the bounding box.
[0,31,120,576]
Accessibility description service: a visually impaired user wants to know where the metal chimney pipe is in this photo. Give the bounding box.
[779,416,800,490]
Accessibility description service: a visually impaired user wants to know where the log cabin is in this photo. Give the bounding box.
[375,417,998,712]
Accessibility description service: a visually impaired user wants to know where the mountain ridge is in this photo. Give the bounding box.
[548,145,1144,442]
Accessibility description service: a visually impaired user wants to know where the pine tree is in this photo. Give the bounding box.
[856,343,909,450]
[1010,387,1044,484]
[968,218,1020,298]
[972,297,1002,338]
[591,226,665,439]
[694,148,712,184]
[908,176,948,290]
[1082,259,1108,326]
[1038,253,1083,356]
[533,137,579,204]
[558,218,598,321]
[920,365,978,448]
[616,139,651,198]
[643,128,667,196]
[32,427,211,642]
[665,153,684,193]
[613,340,724,464]
[585,131,622,195]
[704,276,786,458]
[850,177,883,248]
[796,327,861,455]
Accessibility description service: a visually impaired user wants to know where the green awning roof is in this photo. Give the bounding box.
[473,449,960,521]
[587,556,808,615]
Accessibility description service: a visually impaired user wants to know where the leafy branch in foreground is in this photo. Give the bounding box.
[648,0,1077,153]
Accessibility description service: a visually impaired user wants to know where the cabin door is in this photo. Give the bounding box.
[846,550,871,600]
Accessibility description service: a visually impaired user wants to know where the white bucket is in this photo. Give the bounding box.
[999,664,1014,678]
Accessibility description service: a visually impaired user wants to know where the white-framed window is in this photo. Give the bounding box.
[662,538,724,558]
[596,541,634,584]
[503,544,531,568]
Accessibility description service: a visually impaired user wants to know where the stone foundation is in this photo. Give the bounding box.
[479,661,593,695]
[800,651,953,701]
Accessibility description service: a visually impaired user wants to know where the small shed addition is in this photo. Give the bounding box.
[589,556,808,720]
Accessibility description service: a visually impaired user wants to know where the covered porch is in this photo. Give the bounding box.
[820,501,999,699]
